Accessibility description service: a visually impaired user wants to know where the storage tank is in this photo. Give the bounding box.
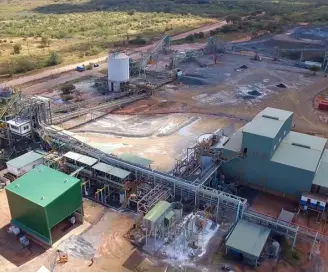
[271,241,280,258]
[108,53,130,84]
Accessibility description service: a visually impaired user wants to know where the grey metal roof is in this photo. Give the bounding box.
[119,153,152,168]
[243,107,293,138]
[223,126,243,153]
[77,155,98,166]
[92,162,131,179]
[313,149,328,188]
[278,209,295,223]
[64,151,82,161]
[226,219,270,258]
[7,151,44,169]
[93,162,113,173]
[271,132,326,172]
[64,151,97,166]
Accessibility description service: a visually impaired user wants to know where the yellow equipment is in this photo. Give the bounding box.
[57,252,68,264]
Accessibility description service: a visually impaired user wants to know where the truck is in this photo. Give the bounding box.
[76,64,86,72]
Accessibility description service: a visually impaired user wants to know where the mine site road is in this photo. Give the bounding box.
[2,21,227,88]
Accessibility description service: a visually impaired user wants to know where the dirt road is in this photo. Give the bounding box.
[171,21,226,40]
[3,22,227,88]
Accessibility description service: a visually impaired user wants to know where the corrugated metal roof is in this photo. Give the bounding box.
[271,132,326,172]
[226,219,270,258]
[93,162,113,173]
[313,149,328,187]
[5,165,80,207]
[119,153,152,168]
[143,201,171,224]
[243,107,293,138]
[223,127,243,153]
[64,151,82,161]
[77,155,98,166]
[6,151,44,169]
[278,209,295,223]
[93,162,131,179]
[64,151,97,166]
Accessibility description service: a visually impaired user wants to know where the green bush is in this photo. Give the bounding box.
[61,83,75,94]
[86,63,94,70]
[185,34,196,43]
[13,57,36,73]
[85,46,101,56]
[13,43,22,54]
[61,94,74,101]
[129,36,147,45]
[47,51,62,66]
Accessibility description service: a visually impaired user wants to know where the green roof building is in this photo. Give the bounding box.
[221,107,328,198]
[225,220,270,266]
[5,165,82,246]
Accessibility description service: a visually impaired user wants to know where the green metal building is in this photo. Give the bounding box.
[6,165,82,246]
[221,107,328,199]
[225,219,270,266]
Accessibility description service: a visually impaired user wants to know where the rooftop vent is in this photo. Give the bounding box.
[41,196,45,200]
[292,142,311,149]
[262,114,279,120]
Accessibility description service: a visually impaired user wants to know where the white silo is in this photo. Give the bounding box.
[108,52,130,92]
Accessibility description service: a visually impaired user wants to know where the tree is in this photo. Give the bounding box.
[13,43,22,54]
[47,51,62,66]
[226,15,242,24]
[310,65,321,75]
[41,35,50,47]
[127,10,135,16]
[61,83,75,95]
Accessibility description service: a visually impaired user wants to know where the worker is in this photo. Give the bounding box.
[214,54,217,64]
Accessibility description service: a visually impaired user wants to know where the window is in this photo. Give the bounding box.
[307,198,311,205]
[23,125,29,130]
[279,137,282,143]
[243,148,248,156]
[10,125,19,130]
[284,130,287,135]
[274,144,276,150]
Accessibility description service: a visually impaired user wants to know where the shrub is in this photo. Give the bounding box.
[185,34,196,43]
[13,57,36,73]
[310,65,321,75]
[127,10,135,16]
[41,35,50,47]
[129,36,147,45]
[13,43,22,54]
[85,46,101,56]
[61,94,74,101]
[47,51,62,66]
[86,63,93,70]
[61,83,75,94]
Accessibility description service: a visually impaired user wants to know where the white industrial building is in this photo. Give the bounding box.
[6,151,44,177]
[7,118,31,136]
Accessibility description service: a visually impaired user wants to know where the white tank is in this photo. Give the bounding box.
[108,53,130,83]
[271,241,280,258]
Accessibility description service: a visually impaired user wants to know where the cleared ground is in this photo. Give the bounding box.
[71,113,238,172]
[0,191,161,272]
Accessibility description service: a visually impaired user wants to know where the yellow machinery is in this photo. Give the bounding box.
[57,252,68,264]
